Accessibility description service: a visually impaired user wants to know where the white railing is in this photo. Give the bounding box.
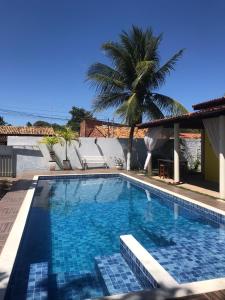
[0,155,13,177]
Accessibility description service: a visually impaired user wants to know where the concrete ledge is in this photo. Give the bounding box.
[121,173,225,218]
[120,235,178,289]
[0,176,38,300]
[2,172,225,300]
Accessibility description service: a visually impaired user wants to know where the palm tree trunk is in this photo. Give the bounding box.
[65,141,68,160]
[127,126,135,171]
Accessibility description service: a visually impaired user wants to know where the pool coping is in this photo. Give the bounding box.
[120,173,225,298]
[120,234,178,288]
[0,172,225,299]
[0,175,38,300]
[121,173,225,218]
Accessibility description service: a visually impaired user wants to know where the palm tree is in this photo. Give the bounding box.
[87,26,187,170]
[40,136,61,170]
[57,127,78,163]
[40,136,61,158]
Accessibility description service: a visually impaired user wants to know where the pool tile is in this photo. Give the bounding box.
[95,253,143,295]
[26,262,48,300]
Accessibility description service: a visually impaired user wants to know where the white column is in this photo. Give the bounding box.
[201,129,205,176]
[147,155,152,176]
[219,115,225,199]
[174,123,180,183]
[127,152,131,171]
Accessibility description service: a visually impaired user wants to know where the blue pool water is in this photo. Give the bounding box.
[6,174,225,299]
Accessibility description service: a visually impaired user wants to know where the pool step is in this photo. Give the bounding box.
[26,262,48,300]
[95,253,143,295]
[26,255,143,299]
[55,271,105,299]
[26,263,105,300]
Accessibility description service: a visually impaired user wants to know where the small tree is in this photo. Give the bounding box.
[0,116,10,126]
[57,127,78,161]
[32,120,64,131]
[67,106,95,132]
[40,136,61,158]
[33,120,52,127]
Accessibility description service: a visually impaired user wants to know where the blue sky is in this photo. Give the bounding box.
[0,0,225,125]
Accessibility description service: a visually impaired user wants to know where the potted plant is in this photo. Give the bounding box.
[57,127,78,170]
[114,157,124,170]
[194,158,201,172]
[40,136,61,171]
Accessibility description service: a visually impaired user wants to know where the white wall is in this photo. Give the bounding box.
[6,136,146,174]
[4,136,201,175]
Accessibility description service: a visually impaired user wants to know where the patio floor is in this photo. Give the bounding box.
[0,169,225,300]
[132,172,225,211]
[152,173,219,198]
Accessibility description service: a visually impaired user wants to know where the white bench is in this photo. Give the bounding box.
[81,156,108,169]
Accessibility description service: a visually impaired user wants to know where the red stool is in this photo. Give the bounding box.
[159,164,169,179]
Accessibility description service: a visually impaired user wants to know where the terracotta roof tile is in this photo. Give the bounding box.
[0,126,55,136]
[90,125,147,138]
[89,124,199,139]
[179,133,201,139]
[193,97,225,110]
[138,104,225,129]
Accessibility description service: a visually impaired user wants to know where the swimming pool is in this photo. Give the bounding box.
[5,174,225,299]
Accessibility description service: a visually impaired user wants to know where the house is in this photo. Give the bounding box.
[80,119,201,140]
[0,126,55,177]
[80,119,148,138]
[138,96,225,199]
[0,126,54,145]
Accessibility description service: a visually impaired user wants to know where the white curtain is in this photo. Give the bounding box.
[203,117,220,157]
[144,126,172,170]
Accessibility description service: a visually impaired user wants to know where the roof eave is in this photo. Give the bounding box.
[137,107,225,129]
[192,97,225,110]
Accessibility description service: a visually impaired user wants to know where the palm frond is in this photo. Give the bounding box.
[144,33,162,63]
[152,49,185,88]
[87,63,125,94]
[92,92,130,112]
[120,30,135,59]
[130,25,147,61]
[152,93,188,116]
[144,96,165,119]
[132,60,156,89]
[116,93,142,125]
[102,41,136,86]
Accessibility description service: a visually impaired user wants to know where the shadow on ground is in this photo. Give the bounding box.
[0,272,7,299]
[97,284,194,300]
[184,173,219,192]
[3,179,35,193]
[31,277,196,300]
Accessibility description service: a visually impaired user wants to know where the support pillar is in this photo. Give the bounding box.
[219,115,225,199]
[147,155,152,176]
[127,152,131,171]
[174,123,180,183]
[201,129,205,178]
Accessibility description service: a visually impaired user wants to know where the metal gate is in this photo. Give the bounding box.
[0,155,13,177]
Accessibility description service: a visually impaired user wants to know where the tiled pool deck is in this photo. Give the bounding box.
[1,169,225,300]
[0,178,33,253]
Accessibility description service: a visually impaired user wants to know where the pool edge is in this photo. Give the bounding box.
[1,172,225,300]
[120,235,178,288]
[121,173,225,218]
[0,176,38,300]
